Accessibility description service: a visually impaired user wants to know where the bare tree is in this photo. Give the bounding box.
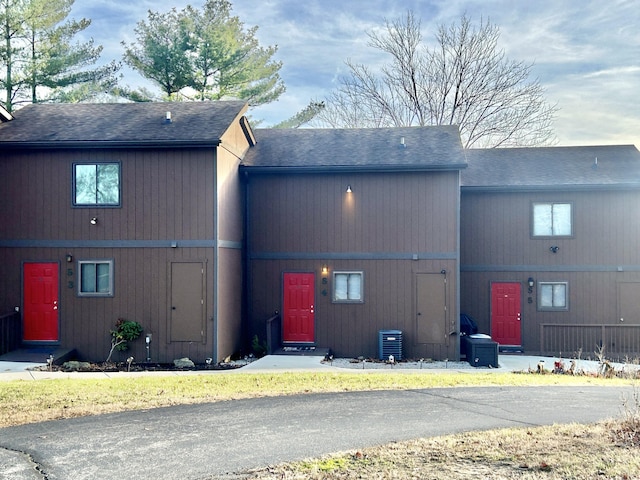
[315,13,557,148]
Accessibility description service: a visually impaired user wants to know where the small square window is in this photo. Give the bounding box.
[73,163,120,206]
[332,271,364,303]
[78,260,114,297]
[538,281,568,311]
[532,202,572,237]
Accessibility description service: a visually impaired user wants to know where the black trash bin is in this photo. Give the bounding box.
[462,334,498,367]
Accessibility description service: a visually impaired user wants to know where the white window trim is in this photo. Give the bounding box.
[332,271,364,303]
[537,281,568,311]
[78,259,114,297]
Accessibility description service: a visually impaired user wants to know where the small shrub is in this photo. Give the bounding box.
[252,334,268,357]
[106,318,143,362]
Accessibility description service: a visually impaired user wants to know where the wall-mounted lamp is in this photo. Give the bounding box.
[528,277,535,288]
[321,264,328,275]
[65,253,73,263]
[165,111,172,124]
[549,245,560,253]
[346,185,352,193]
[90,217,98,225]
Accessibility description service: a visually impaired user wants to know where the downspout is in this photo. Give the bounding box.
[242,169,251,355]
[455,169,462,361]
[212,150,219,362]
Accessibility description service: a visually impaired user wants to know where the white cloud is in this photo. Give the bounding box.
[68,0,640,147]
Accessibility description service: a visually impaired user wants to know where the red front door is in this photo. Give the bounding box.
[23,262,59,342]
[491,282,521,346]
[283,272,315,343]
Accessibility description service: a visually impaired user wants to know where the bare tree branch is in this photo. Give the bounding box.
[314,13,557,148]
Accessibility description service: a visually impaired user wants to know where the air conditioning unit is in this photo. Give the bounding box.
[378,329,402,361]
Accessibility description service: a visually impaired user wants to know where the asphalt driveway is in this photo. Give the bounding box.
[0,385,633,480]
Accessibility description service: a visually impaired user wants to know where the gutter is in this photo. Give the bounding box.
[239,163,468,175]
[0,140,222,150]
[462,183,640,193]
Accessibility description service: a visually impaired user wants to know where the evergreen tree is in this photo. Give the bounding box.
[123,0,284,106]
[0,0,119,112]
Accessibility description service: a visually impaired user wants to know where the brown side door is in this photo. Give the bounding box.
[170,262,206,343]
[415,273,447,345]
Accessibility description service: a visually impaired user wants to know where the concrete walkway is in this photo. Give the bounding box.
[0,353,628,380]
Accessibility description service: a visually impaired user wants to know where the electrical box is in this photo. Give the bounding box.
[378,330,402,361]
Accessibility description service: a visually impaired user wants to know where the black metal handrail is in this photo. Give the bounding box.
[265,311,281,355]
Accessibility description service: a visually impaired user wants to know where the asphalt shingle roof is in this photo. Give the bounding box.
[241,126,466,171]
[462,145,640,189]
[0,101,247,147]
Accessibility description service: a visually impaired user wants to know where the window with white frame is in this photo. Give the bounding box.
[78,260,114,296]
[73,163,120,206]
[332,271,364,303]
[532,202,572,236]
[538,281,568,310]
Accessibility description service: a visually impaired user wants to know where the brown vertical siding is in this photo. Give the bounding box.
[0,149,217,241]
[247,170,460,360]
[214,121,248,361]
[461,189,640,358]
[0,147,224,363]
[216,248,243,359]
[249,172,458,254]
[248,258,457,359]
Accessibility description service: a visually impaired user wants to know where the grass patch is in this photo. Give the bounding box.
[245,422,640,479]
[0,371,631,428]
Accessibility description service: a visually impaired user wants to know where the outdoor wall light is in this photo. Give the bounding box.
[549,245,560,253]
[90,217,98,225]
[321,264,328,275]
[346,185,352,193]
[65,254,73,263]
[528,277,535,294]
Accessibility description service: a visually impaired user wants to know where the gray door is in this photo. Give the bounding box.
[170,262,205,342]
[415,273,447,345]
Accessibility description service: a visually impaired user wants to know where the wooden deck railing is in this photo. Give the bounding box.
[540,323,640,360]
[0,311,21,356]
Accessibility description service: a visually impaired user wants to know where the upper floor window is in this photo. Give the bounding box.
[73,163,120,206]
[333,271,364,303]
[532,202,572,237]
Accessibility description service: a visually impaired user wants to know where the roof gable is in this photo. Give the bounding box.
[241,126,466,172]
[0,101,247,148]
[462,145,640,190]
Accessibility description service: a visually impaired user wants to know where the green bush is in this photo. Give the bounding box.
[106,318,143,362]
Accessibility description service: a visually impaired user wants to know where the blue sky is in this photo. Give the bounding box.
[71,0,640,147]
